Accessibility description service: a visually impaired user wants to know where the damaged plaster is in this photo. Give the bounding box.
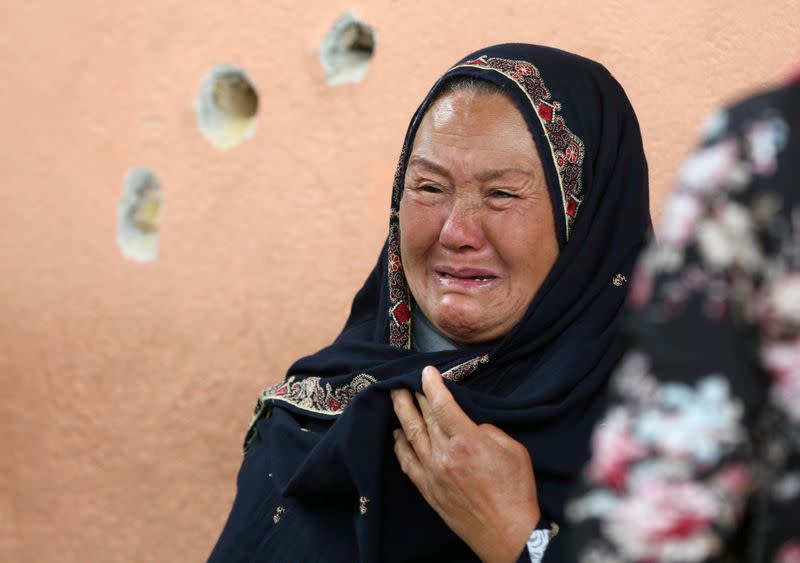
[319,11,376,86]
[195,64,259,149]
[117,167,162,262]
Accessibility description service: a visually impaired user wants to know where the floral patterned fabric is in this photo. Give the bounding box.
[567,79,800,561]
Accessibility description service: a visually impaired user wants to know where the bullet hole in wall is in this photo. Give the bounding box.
[319,11,376,86]
[196,64,259,150]
[117,168,162,262]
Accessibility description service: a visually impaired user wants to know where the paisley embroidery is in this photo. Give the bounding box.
[442,353,490,382]
[243,373,377,452]
[455,55,586,238]
[263,374,376,414]
[387,218,412,349]
[386,142,413,350]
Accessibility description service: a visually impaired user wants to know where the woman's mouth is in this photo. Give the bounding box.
[434,267,500,290]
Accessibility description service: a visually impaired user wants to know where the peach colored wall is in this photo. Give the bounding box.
[2,1,799,561]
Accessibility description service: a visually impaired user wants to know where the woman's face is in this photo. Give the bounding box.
[399,89,559,345]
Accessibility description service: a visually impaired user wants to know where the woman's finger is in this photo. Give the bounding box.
[420,366,476,437]
[416,392,450,447]
[393,429,427,490]
[391,388,432,462]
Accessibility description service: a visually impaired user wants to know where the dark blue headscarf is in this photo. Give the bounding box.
[209,43,651,562]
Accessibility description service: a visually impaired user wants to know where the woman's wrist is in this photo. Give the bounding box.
[473,505,541,563]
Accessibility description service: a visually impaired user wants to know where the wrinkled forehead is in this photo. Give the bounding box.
[407,89,543,178]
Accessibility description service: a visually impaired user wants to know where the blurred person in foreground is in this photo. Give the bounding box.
[568,68,800,561]
[207,43,650,563]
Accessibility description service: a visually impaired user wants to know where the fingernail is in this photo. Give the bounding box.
[422,366,433,379]
[392,429,400,440]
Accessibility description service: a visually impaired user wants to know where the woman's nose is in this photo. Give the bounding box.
[438,198,486,251]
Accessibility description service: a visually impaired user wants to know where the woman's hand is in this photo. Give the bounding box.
[391,366,540,563]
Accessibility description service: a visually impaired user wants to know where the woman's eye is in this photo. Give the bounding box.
[491,190,515,199]
[419,185,443,194]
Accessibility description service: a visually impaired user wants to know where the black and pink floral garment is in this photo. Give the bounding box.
[567,79,800,562]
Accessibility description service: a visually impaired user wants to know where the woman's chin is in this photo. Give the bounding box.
[430,306,495,345]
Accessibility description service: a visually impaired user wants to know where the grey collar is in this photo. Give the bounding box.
[411,307,460,353]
